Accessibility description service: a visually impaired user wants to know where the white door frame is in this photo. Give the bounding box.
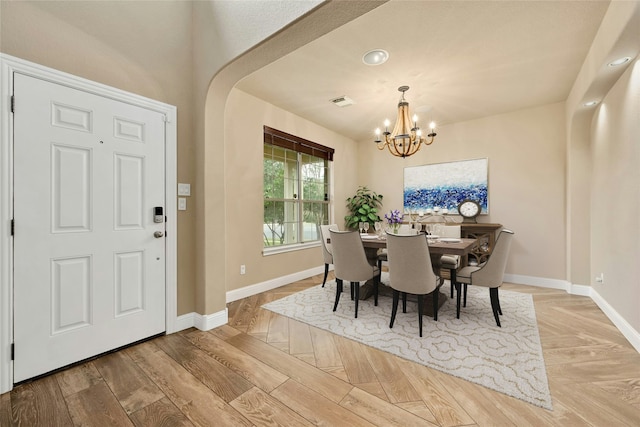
[0,54,178,394]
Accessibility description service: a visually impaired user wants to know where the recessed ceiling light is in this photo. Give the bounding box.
[608,57,631,67]
[362,49,389,66]
[584,100,599,107]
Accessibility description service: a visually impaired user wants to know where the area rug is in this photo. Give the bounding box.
[262,276,552,410]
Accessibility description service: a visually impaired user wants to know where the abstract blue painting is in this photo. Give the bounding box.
[403,158,488,214]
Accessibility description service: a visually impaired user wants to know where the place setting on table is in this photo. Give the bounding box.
[358,220,477,270]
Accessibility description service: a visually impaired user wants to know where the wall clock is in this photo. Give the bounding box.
[457,199,481,223]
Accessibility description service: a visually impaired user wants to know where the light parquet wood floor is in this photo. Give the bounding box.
[2,273,640,426]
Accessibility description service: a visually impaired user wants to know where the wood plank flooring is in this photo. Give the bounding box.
[2,273,640,426]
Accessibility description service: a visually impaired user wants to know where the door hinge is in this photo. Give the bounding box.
[10,95,15,113]
[11,219,14,236]
[11,343,14,361]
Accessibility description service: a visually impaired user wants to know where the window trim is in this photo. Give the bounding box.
[263,126,333,251]
[263,240,321,256]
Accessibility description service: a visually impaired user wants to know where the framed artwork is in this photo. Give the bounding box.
[403,158,489,214]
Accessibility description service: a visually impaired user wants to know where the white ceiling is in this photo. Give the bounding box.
[236,0,610,142]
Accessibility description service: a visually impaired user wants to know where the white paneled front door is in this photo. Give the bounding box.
[13,73,166,382]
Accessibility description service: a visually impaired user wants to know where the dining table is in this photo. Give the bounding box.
[360,234,477,268]
[359,234,478,316]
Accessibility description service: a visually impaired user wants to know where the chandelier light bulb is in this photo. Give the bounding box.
[429,121,436,130]
[374,128,381,142]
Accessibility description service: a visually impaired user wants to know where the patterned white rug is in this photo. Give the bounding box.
[262,276,552,410]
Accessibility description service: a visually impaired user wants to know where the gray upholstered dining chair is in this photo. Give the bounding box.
[386,233,443,337]
[329,229,380,318]
[318,224,338,287]
[377,225,418,271]
[438,224,461,298]
[453,229,514,327]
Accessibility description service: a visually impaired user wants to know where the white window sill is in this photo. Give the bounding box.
[263,241,320,256]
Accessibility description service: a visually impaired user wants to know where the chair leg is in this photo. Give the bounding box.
[333,279,343,312]
[433,289,439,322]
[449,268,456,298]
[322,263,329,287]
[417,295,424,337]
[350,282,354,300]
[374,273,380,306]
[353,282,360,318]
[402,292,407,313]
[455,282,462,319]
[390,289,399,328]
[463,284,468,307]
[490,287,501,327]
[496,289,503,315]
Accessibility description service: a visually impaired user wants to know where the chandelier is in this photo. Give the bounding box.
[374,86,437,158]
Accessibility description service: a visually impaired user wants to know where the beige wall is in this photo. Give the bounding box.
[0,0,198,315]
[224,89,359,291]
[358,103,567,280]
[590,60,640,331]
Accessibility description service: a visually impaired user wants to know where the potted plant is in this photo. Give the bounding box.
[344,186,384,230]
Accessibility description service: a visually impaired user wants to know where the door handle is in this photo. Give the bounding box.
[154,231,164,238]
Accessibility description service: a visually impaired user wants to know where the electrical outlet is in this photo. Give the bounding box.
[240,264,246,275]
[595,273,604,284]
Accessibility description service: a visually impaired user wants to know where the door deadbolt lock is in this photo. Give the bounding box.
[154,207,164,223]
[154,231,164,238]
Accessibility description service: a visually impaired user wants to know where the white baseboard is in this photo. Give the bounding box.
[226,265,326,303]
[590,289,640,353]
[504,273,592,296]
[567,283,592,297]
[170,265,327,334]
[173,308,228,332]
[174,312,197,332]
[503,273,571,290]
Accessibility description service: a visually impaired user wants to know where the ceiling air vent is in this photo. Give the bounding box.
[330,96,355,107]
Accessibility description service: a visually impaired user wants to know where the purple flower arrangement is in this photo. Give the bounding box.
[384,209,403,232]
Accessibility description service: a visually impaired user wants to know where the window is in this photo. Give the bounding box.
[263,126,334,251]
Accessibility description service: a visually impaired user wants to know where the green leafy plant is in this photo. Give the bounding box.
[344,186,384,230]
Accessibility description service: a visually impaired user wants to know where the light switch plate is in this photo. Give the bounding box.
[177,183,191,196]
[178,198,187,211]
